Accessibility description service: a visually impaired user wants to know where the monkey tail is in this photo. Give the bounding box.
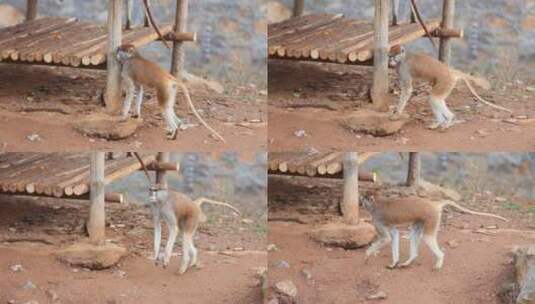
[451,70,513,113]
[178,83,226,143]
[193,197,241,216]
[439,200,508,222]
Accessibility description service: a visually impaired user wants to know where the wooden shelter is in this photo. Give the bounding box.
[0,152,179,244]
[273,0,460,109]
[0,0,195,113]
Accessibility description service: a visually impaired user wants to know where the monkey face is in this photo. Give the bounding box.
[116,44,136,63]
[359,193,376,209]
[388,45,406,67]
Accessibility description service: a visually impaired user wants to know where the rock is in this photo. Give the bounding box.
[26,133,41,142]
[342,109,408,137]
[274,280,298,298]
[72,113,142,140]
[9,264,23,272]
[447,240,459,249]
[264,1,291,24]
[273,260,290,269]
[301,269,312,280]
[0,4,24,27]
[22,281,36,289]
[513,245,535,304]
[496,197,508,203]
[56,242,127,270]
[293,129,307,137]
[241,218,254,224]
[45,289,60,303]
[7,300,15,304]
[310,222,376,249]
[367,291,387,300]
[267,244,278,252]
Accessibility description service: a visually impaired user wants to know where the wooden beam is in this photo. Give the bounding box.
[293,0,305,17]
[439,0,455,63]
[155,153,171,188]
[341,152,359,224]
[371,0,390,112]
[170,0,189,77]
[105,0,123,114]
[146,161,180,172]
[430,27,463,38]
[26,0,38,21]
[105,192,124,204]
[87,152,105,244]
[163,31,197,42]
[406,152,421,186]
[125,0,133,30]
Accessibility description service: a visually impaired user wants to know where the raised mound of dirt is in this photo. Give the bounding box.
[72,113,142,140]
[56,242,127,270]
[342,109,409,137]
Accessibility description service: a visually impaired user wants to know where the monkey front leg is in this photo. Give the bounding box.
[133,85,144,119]
[150,204,163,265]
[390,64,412,120]
[399,223,423,267]
[121,77,136,121]
[365,223,391,261]
[387,227,400,269]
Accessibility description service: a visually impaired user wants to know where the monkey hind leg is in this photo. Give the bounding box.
[162,107,179,140]
[427,96,447,129]
[179,232,194,274]
[423,233,444,271]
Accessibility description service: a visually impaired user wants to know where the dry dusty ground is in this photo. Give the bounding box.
[268,60,535,152]
[267,176,535,304]
[0,195,266,304]
[0,64,266,153]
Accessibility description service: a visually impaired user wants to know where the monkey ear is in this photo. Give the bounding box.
[390,45,402,55]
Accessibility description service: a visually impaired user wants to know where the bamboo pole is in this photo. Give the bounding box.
[87,152,105,244]
[293,0,304,17]
[125,0,133,30]
[341,152,359,224]
[105,0,123,114]
[170,0,188,78]
[26,0,38,21]
[155,153,170,188]
[438,0,455,63]
[406,152,421,186]
[371,0,390,112]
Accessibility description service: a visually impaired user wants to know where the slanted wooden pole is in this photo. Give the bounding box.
[105,0,123,114]
[438,0,455,63]
[144,0,150,27]
[341,152,359,224]
[26,0,38,21]
[293,0,304,17]
[125,0,133,30]
[170,0,189,78]
[155,152,171,189]
[88,152,105,244]
[371,0,390,112]
[406,152,421,186]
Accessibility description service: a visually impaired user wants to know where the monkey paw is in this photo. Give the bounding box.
[389,112,409,121]
[386,262,398,269]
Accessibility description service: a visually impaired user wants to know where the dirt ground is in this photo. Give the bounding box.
[0,195,266,304]
[0,64,266,153]
[268,60,535,152]
[267,176,535,304]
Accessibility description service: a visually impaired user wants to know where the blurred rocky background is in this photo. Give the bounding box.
[1,0,267,87]
[362,152,535,200]
[108,152,267,224]
[266,0,535,78]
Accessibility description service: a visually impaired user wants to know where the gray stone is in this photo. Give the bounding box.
[274,280,297,298]
[310,222,376,249]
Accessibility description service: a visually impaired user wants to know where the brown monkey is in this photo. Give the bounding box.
[116,44,225,142]
[361,194,507,270]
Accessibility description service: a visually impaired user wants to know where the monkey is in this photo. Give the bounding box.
[392,0,437,50]
[360,194,507,270]
[388,45,512,130]
[116,44,225,142]
[149,186,240,274]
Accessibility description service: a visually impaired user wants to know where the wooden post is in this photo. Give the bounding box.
[293,0,304,17]
[155,152,171,189]
[341,152,359,224]
[87,152,105,244]
[26,0,37,21]
[144,0,150,27]
[170,0,189,78]
[105,0,123,114]
[406,152,421,186]
[371,0,390,112]
[125,0,133,30]
[438,0,455,63]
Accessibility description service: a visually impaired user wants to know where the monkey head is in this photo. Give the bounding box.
[388,45,406,67]
[359,192,376,210]
[149,184,168,204]
[116,44,137,63]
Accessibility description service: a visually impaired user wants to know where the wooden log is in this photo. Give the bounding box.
[293,0,304,17]
[406,152,421,186]
[105,0,123,114]
[430,27,462,38]
[163,31,196,42]
[439,0,455,63]
[317,153,343,175]
[105,192,123,203]
[155,153,170,188]
[146,161,180,172]
[342,152,359,224]
[371,0,390,112]
[171,0,189,77]
[87,152,105,244]
[125,0,133,30]
[26,0,38,21]
[305,152,341,176]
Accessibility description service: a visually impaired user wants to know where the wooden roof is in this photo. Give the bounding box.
[0,152,155,198]
[268,152,378,177]
[0,17,172,68]
[268,14,440,64]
